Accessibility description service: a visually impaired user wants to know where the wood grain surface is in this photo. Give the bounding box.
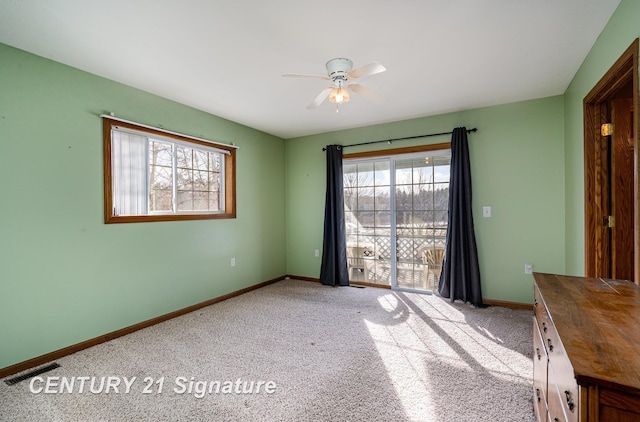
[533,272,640,394]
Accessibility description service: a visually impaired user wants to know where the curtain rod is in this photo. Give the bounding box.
[322,127,477,151]
[100,114,239,150]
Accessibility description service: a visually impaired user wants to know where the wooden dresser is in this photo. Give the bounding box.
[533,272,640,421]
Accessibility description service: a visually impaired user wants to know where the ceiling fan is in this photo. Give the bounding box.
[283,58,386,111]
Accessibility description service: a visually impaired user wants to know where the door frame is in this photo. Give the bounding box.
[584,39,639,282]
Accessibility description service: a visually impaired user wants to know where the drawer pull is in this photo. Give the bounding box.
[536,347,541,360]
[535,387,541,402]
[542,322,548,333]
[565,390,575,412]
[553,418,560,422]
[547,338,554,352]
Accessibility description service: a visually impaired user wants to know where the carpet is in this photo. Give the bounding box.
[0,279,535,421]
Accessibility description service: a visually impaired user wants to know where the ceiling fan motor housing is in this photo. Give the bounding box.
[326,58,353,81]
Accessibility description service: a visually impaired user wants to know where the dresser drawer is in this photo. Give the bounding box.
[533,318,548,421]
[547,364,568,421]
[534,286,552,337]
[544,316,579,421]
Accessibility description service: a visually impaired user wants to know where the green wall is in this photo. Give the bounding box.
[285,96,566,304]
[6,0,635,369]
[0,43,286,369]
[563,0,639,275]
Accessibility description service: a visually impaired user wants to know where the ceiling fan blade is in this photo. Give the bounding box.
[348,83,384,104]
[282,73,330,81]
[347,62,386,80]
[307,87,333,109]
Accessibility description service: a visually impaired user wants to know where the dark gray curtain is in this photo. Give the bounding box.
[319,145,350,286]
[438,127,483,306]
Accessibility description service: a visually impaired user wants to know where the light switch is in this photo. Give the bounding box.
[483,206,491,218]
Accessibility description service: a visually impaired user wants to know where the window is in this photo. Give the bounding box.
[103,117,236,223]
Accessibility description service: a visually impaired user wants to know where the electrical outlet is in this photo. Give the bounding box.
[525,263,533,274]
[314,249,320,257]
[483,206,492,218]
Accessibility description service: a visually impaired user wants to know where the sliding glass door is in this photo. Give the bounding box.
[343,149,450,292]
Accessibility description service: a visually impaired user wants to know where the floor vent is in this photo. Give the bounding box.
[350,285,365,289]
[4,363,60,386]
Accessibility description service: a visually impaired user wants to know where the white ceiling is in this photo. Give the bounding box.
[0,0,621,139]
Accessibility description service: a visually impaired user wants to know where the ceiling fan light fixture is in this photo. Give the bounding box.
[328,86,350,104]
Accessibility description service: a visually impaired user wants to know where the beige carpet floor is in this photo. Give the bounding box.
[0,279,535,421]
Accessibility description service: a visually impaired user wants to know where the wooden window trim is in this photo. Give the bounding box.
[343,142,451,160]
[103,117,236,224]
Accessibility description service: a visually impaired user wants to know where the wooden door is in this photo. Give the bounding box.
[610,98,635,281]
[584,38,639,283]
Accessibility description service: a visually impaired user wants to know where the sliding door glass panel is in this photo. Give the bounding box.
[395,158,424,290]
[344,161,391,285]
[394,153,450,291]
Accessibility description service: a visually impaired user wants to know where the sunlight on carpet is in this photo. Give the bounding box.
[366,291,533,421]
